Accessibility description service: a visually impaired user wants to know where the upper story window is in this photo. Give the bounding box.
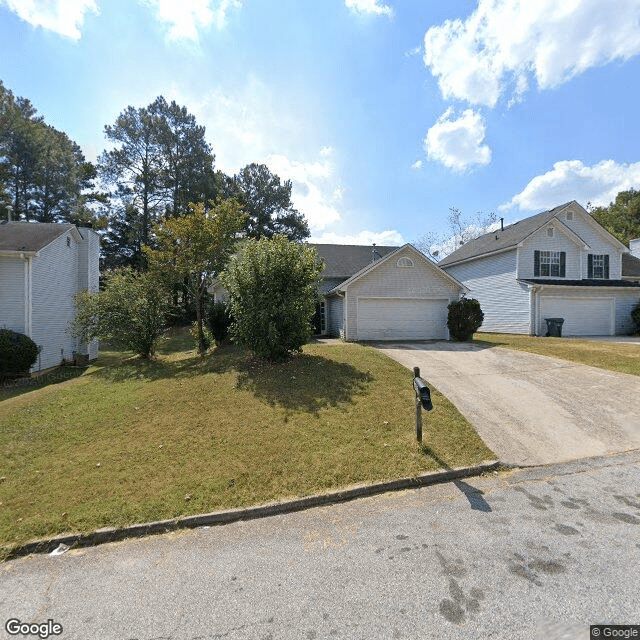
[588,254,609,279]
[534,250,566,277]
[397,257,414,268]
[547,227,554,237]
[566,211,573,221]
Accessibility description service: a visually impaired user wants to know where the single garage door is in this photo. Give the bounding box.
[357,297,449,340]
[539,296,614,336]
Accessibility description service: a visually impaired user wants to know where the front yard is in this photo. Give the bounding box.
[0,331,493,555]
[475,333,640,376]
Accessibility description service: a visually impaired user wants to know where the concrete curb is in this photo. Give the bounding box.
[3,460,501,561]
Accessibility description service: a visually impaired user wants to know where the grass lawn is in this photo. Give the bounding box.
[0,330,493,555]
[475,333,640,376]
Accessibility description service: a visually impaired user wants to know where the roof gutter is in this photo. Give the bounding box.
[440,245,517,269]
[0,249,39,257]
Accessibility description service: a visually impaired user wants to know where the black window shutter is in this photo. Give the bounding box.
[604,254,609,279]
[534,250,540,277]
[588,254,593,278]
[559,252,566,277]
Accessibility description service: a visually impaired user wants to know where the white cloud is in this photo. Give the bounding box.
[411,159,423,170]
[142,0,241,42]
[1,0,98,39]
[266,153,342,232]
[345,0,393,18]
[423,0,640,107]
[424,108,491,172]
[500,159,640,212]
[309,229,405,245]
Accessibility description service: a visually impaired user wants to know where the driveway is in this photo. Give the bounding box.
[374,341,640,466]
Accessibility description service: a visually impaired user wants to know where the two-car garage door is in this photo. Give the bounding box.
[539,296,614,336]
[357,297,449,340]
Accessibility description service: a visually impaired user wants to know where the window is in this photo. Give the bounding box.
[534,250,566,277]
[588,254,609,279]
[547,227,554,237]
[397,257,414,268]
[566,212,573,221]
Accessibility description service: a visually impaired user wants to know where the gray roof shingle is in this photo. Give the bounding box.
[309,243,398,279]
[0,221,76,252]
[622,252,640,278]
[438,202,574,266]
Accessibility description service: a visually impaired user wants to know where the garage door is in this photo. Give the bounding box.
[539,296,614,336]
[357,297,449,340]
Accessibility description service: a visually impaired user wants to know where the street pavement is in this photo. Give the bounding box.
[374,341,640,466]
[1,450,639,640]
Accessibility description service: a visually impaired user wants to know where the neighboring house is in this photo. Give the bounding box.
[438,201,640,336]
[212,243,467,341]
[0,221,100,372]
[622,238,640,283]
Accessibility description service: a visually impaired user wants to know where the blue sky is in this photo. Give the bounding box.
[1,0,640,248]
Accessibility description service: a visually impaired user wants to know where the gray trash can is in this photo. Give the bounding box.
[544,318,564,337]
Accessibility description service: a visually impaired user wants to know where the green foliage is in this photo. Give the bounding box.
[632,301,640,334]
[447,298,484,341]
[144,200,246,355]
[221,235,324,361]
[189,320,213,352]
[0,329,39,380]
[208,300,232,344]
[218,163,310,242]
[72,268,171,359]
[590,189,640,246]
[0,80,102,224]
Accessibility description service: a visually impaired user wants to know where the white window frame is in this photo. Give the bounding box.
[592,254,606,279]
[540,251,561,277]
[397,257,414,268]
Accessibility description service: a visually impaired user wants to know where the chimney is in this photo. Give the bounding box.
[500,217,504,231]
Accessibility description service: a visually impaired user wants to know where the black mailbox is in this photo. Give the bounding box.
[413,377,433,411]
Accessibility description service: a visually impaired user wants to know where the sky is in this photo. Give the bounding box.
[1,0,640,249]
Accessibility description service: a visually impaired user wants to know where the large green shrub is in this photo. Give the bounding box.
[632,300,640,334]
[221,235,324,361]
[447,298,484,341]
[72,268,172,359]
[0,329,39,380]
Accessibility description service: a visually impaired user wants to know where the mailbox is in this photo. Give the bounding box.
[413,376,433,411]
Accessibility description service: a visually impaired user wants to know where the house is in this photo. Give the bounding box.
[0,221,100,372]
[622,238,640,283]
[212,243,467,341]
[438,201,640,336]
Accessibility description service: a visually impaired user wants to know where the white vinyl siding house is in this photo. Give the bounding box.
[443,249,531,334]
[211,243,466,342]
[0,222,100,372]
[439,202,640,337]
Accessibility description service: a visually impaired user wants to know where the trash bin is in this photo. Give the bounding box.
[544,317,564,337]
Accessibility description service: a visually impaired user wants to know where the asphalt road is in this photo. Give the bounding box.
[374,341,640,465]
[1,450,639,640]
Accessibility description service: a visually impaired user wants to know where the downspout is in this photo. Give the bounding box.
[21,253,32,338]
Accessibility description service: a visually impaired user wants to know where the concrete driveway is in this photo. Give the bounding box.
[374,341,640,466]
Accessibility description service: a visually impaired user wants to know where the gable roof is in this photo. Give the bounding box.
[332,243,467,294]
[438,201,628,267]
[309,243,398,279]
[0,221,80,254]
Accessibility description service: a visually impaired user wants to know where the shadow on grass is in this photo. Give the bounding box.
[90,343,374,413]
[234,352,374,413]
[421,444,492,513]
[0,365,87,402]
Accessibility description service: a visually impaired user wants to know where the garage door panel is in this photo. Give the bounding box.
[540,297,613,336]
[357,298,448,340]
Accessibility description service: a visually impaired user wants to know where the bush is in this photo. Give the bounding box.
[632,301,640,334]
[447,298,484,341]
[0,329,39,380]
[73,268,172,359]
[208,300,232,344]
[189,320,213,352]
[221,235,324,361]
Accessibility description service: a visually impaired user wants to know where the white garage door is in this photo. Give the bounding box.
[539,296,614,336]
[357,297,449,340]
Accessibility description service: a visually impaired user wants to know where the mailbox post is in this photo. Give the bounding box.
[412,366,433,442]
